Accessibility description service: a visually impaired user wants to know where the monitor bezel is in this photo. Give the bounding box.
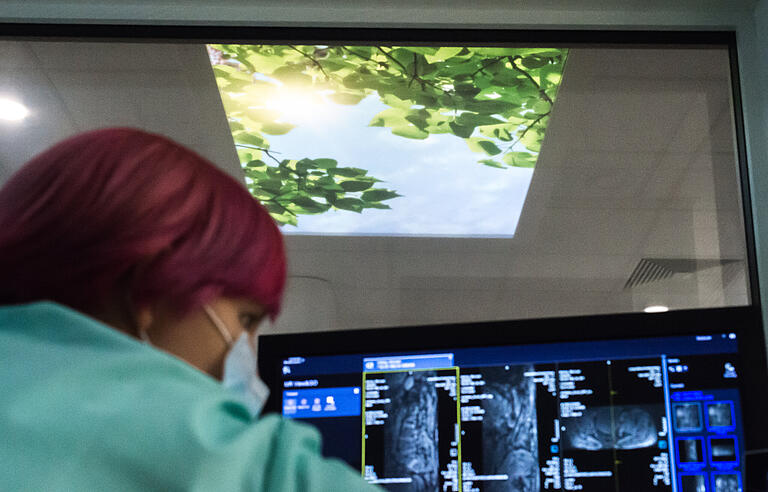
[258,305,768,452]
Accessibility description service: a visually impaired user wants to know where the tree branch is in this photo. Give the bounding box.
[508,55,554,105]
[287,45,331,81]
[264,198,297,216]
[505,111,549,153]
[470,56,506,78]
[408,52,419,88]
[376,47,454,98]
[376,46,409,74]
[235,143,283,166]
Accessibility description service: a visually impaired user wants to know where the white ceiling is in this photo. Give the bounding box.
[0,41,750,334]
[0,41,242,183]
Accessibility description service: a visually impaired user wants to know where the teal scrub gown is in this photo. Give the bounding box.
[0,302,380,491]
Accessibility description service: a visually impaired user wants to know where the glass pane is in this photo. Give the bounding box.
[0,39,749,332]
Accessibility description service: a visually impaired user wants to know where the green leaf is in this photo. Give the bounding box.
[329,91,367,105]
[521,55,548,69]
[342,72,367,90]
[362,189,401,202]
[236,132,266,147]
[329,167,367,178]
[405,46,438,56]
[369,107,409,127]
[236,148,254,163]
[363,203,392,210]
[244,159,267,169]
[296,158,317,174]
[272,65,312,86]
[471,47,519,57]
[532,100,551,114]
[213,64,252,82]
[272,212,298,227]
[391,125,428,140]
[448,121,475,138]
[479,159,505,168]
[316,176,345,191]
[292,196,329,211]
[261,121,295,135]
[313,158,338,169]
[333,198,365,212]
[340,180,375,192]
[404,108,430,130]
[457,112,506,128]
[520,128,543,149]
[467,138,502,156]
[242,52,288,74]
[424,47,463,63]
[503,151,538,167]
[379,93,412,109]
[257,179,283,194]
[264,202,290,215]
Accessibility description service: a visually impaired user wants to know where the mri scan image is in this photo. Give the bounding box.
[478,365,539,492]
[678,439,704,463]
[565,405,661,450]
[383,371,440,491]
[680,474,706,492]
[707,402,734,428]
[713,474,741,492]
[674,402,702,431]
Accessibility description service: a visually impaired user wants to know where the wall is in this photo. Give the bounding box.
[750,0,768,313]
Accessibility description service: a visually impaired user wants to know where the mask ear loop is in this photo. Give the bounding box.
[203,304,235,348]
[138,329,152,344]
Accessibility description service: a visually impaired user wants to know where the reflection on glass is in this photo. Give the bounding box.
[0,39,751,328]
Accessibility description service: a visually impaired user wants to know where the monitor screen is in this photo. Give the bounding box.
[259,308,764,491]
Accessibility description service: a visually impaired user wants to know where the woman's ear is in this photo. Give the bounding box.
[133,304,156,342]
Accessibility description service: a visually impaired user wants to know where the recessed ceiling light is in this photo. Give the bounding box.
[644,305,669,313]
[0,98,30,121]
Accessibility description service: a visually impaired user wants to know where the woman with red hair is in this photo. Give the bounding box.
[0,128,378,491]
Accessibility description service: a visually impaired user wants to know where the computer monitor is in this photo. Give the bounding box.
[259,306,768,491]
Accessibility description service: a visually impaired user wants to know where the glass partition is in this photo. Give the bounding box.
[0,33,751,332]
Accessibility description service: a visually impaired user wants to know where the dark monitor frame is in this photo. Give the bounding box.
[258,305,768,453]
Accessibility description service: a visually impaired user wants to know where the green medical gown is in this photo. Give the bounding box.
[0,302,380,491]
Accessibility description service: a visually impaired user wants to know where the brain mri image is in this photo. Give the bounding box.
[383,371,440,491]
[680,474,706,492]
[565,405,661,450]
[713,474,741,492]
[707,402,734,428]
[478,365,539,492]
[674,402,702,431]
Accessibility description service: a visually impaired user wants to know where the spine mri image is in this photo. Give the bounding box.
[362,357,688,490]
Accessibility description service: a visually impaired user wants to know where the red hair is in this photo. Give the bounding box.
[0,128,286,318]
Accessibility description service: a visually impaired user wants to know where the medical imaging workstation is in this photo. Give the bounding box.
[259,307,768,492]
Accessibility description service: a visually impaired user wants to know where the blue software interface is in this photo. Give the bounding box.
[279,333,745,491]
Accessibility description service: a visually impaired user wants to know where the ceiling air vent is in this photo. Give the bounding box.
[624,258,741,290]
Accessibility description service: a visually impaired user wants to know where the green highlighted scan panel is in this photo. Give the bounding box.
[363,367,462,490]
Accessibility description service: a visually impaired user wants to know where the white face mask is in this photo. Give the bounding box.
[203,305,271,418]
